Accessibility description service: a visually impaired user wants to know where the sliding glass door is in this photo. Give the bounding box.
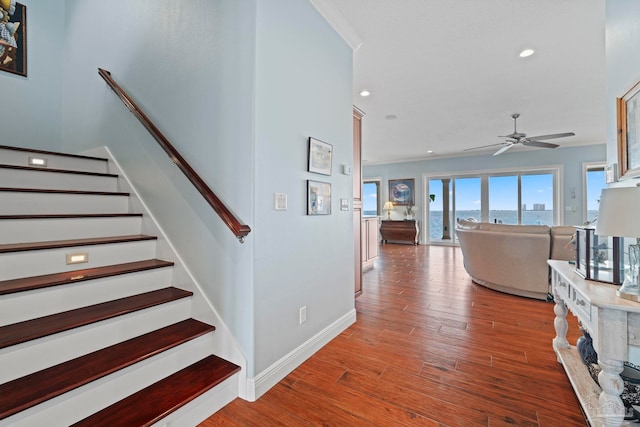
[426,169,558,244]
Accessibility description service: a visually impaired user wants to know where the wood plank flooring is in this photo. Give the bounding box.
[201,244,585,427]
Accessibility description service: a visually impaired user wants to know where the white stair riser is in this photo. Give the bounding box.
[0,298,192,384]
[0,168,117,192]
[1,268,173,326]
[0,192,129,215]
[151,373,239,427]
[0,148,108,174]
[0,216,142,244]
[0,334,214,427]
[0,240,157,281]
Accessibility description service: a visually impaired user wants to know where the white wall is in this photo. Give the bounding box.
[606,0,640,187]
[0,0,65,150]
[59,0,354,383]
[364,144,606,231]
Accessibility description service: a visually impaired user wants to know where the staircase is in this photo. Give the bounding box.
[0,145,241,426]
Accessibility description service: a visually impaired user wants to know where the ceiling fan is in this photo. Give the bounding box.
[465,113,576,156]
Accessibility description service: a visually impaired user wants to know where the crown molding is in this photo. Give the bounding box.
[309,0,363,51]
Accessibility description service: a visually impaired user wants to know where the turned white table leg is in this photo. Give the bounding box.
[597,356,625,427]
[552,296,570,361]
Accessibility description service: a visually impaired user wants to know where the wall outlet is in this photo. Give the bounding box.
[299,306,307,325]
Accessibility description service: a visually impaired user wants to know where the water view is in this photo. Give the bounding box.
[427,210,598,241]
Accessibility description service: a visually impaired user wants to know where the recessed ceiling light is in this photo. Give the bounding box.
[360,90,370,97]
[519,49,535,58]
[427,150,434,154]
[385,114,397,120]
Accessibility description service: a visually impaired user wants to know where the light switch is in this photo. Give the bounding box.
[275,193,287,211]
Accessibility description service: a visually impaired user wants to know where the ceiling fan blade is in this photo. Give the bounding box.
[493,144,514,156]
[522,140,559,149]
[525,132,575,141]
[463,142,506,151]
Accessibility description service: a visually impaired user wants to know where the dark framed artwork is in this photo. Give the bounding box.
[307,180,331,215]
[617,78,640,179]
[308,137,332,175]
[389,178,414,206]
[0,1,27,77]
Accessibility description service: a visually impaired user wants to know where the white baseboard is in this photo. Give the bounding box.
[245,309,356,401]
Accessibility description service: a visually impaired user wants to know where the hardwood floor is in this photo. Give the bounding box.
[201,244,585,427]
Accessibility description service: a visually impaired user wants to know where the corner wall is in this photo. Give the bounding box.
[59,0,355,387]
[253,0,354,377]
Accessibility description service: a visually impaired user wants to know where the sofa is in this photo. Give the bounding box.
[455,219,575,300]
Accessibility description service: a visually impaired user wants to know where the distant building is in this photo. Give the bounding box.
[533,203,545,211]
[522,204,527,211]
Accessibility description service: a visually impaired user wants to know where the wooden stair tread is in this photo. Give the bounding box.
[0,187,129,196]
[0,234,157,253]
[71,355,240,427]
[0,259,174,295]
[0,213,142,220]
[0,144,108,162]
[0,319,215,421]
[0,164,118,178]
[0,287,193,349]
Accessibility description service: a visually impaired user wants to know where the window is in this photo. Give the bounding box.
[363,180,380,216]
[584,164,606,224]
[521,173,554,226]
[489,175,518,224]
[426,168,559,244]
[455,177,481,223]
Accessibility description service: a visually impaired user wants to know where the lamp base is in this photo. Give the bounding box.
[617,244,640,302]
[616,289,640,302]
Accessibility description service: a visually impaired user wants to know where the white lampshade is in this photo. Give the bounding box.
[383,201,394,210]
[595,187,640,237]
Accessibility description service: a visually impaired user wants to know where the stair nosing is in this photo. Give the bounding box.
[0,164,118,178]
[70,355,240,427]
[0,259,175,295]
[0,145,108,162]
[0,187,129,196]
[0,319,215,421]
[0,234,157,254]
[0,287,193,350]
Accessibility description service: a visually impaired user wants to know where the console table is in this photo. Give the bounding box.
[380,220,419,245]
[549,259,640,427]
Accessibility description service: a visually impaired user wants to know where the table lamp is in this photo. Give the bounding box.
[595,186,640,301]
[383,201,394,220]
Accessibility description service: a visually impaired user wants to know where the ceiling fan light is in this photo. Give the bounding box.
[519,49,535,58]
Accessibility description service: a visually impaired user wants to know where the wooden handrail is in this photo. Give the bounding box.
[98,68,251,243]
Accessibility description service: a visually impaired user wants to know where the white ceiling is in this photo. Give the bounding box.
[316,0,607,164]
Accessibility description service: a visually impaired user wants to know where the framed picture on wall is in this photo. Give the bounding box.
[0,1,27,77]
[307,180,331,215]
[308,137,332,175]
[617,78,640,179]
[389,178,414,206]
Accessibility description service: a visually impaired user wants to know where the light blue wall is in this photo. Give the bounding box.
[59,0,354,379]
[61,0,258,372]
[0,0,65,150]
[253,0,353,374]
[364,144,606,235]
[606,0,640,187]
